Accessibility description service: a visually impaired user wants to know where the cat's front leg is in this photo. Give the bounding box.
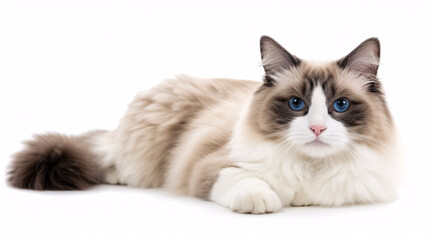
[210,167,283,214]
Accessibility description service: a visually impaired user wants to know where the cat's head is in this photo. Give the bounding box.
[247,36,393,158]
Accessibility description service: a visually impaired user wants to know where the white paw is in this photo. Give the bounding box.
[230,181,282,214]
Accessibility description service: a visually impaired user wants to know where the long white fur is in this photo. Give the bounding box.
[210,86,398,213]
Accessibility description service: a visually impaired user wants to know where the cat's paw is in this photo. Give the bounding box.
[230,180,282,214]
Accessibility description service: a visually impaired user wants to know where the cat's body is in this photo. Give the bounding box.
[8,36,400,213]
[95,76,259,195]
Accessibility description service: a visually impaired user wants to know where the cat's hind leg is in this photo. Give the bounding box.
[103,165,120,185]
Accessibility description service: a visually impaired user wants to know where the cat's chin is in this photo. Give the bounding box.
[300,140,341,158]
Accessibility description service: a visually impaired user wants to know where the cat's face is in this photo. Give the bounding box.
[248,37,393,158]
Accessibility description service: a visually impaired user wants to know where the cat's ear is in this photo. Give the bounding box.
[260,36,301,76]
[337,38,380,78]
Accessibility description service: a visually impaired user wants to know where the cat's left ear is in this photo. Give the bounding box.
[337,38,380,78]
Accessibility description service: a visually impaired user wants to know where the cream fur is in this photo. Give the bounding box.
[91,75,260,191]
[89,74,399,214]
[212,89,399,213]
[8,37,400,214]
[86,37,400,214]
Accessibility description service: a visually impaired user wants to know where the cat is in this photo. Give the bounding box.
[7,36,400,214]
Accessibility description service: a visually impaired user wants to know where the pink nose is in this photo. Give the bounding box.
[310,125,327,137]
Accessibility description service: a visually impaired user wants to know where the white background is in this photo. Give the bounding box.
[1,0,428,239]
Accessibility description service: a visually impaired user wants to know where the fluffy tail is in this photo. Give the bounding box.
[7,132,104,190]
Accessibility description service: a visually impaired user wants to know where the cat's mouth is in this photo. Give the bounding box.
[306,139,330,147]
[300,139,336,158]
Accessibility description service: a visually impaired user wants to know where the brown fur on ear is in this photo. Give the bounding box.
[260,36,301,77]
[8,133,101,190]
[337,38,380,78]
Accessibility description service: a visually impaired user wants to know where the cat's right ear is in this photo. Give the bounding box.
[260,36,301,76]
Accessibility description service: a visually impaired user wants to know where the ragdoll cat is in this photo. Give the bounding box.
[8,36,400,214]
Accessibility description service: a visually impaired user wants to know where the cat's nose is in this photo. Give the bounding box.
[310,125,327,137]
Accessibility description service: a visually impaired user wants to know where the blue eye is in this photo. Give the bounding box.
[333,98,350,112]
[288,97,305,111]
